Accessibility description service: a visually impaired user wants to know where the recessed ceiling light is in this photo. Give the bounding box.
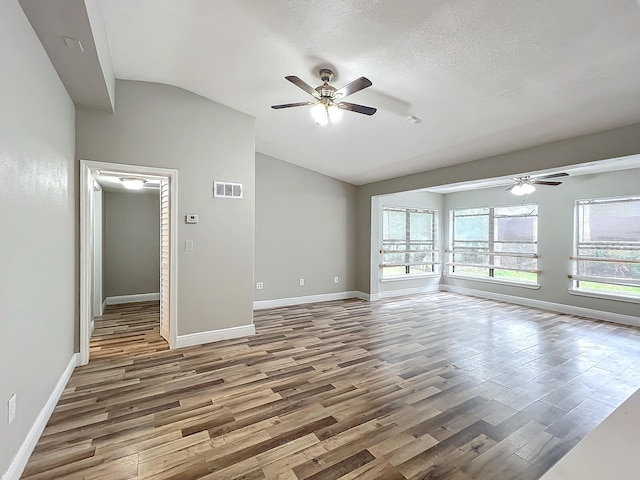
[405,115,422,124]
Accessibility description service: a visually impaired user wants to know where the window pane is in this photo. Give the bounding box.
[410,265,431,274]
[577,260,640,280]
[383,210,406,240]
[495,217,537,243]
[410,212,432,240]
[495,242,537,254]
[493,270,538,283]
[494,205,538,217]
[577,281,640,297]
[383,266,406,276]
[454,215,488,241]
[453,251,489,265]
[454,266,490,277]
[383,252,405,265]
[409,252,431,264]
[579,201,640,242]
[493,256,537,271]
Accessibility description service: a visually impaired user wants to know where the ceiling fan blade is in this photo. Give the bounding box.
[285,76,320,98]
[505,185,515,192]
[532,181,563,186]
[271,101,315,109]
[338,102,377,116]
[535,172,569,180]
[334,77,372,98]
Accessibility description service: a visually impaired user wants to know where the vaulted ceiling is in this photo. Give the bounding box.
[21,0,640,185]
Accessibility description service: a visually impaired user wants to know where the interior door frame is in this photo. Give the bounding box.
[79,159,179,366]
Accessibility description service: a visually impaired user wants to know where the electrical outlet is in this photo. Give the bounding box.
[299,278,305,286]
[256,282,264,290]
[185,240,194,252]
[334,276,339,284]
[8,394,16,425]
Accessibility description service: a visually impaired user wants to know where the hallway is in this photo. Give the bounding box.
[90,302,168,361]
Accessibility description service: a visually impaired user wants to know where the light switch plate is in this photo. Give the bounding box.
[185,214,198,224]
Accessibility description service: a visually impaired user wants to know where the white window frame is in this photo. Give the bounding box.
[380,205,440,279]
[447,204,539,286]
[570,195,640,302]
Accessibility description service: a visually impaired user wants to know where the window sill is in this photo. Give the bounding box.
[381,273,441,283]
[568,288,640,305]
[446,273,540,290]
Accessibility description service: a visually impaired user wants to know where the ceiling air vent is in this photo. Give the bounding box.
[214,181,243,199]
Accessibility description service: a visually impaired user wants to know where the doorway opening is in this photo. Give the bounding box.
[79,160,178,366]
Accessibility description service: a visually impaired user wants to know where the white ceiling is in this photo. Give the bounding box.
[24,0,640,185]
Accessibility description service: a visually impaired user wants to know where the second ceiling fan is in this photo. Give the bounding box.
[507,172,569,195]
[271,69,377,126]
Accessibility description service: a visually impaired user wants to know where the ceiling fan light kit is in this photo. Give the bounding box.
[272,68,377,126]
[511,182,536,196]
[310,98,343,126]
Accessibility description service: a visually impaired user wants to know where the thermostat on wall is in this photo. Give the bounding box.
[185,214,199,224]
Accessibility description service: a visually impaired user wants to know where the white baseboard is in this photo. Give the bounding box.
[253,291,362,310]
[105,292,160,305]
[354,291,375,302]
[3,353,79,480]
[101,298,107,315]
[90,320,95,335]
[378,285,440,299]
[175,324,256,349]
[441,285,640,328]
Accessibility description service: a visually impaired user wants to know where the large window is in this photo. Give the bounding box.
[571,196,640,298]
[381,206,439,278]
[449,204,538,284]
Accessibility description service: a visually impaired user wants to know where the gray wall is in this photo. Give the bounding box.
[357,123,640,295]
[0,0,76,474]
[442,167,640,318]
[373,190,444,295]
[255,153,357,300]
[76,80,255,334]
[104,190,160,298]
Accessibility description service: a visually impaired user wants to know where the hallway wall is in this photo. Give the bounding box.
[0,0,77,475]
[104,190,160,298]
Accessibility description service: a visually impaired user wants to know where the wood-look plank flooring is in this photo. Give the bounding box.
[22,293,640,480]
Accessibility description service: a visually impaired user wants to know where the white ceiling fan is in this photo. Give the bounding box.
[507,172,569,195]
[271,69,377,126]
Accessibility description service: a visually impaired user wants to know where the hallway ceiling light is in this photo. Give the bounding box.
[120,177,147,190]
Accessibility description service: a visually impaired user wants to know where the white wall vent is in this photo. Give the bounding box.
[214,181,243,199]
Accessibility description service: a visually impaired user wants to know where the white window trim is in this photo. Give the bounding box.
[568,288,640,305]
[446,273,540,290]
[381,273,441,283]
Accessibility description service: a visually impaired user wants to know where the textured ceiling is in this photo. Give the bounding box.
[98,0,640,185]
